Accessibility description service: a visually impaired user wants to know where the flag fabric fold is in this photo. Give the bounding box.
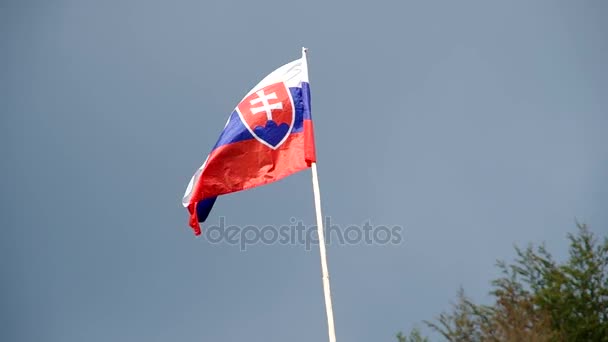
[182,51,315,235]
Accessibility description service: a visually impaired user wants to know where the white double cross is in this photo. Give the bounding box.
[250,89,283,121]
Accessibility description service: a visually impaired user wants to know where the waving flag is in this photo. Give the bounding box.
[182,50,316,235]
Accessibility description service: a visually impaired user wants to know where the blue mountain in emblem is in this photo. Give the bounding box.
[253,121,290,148]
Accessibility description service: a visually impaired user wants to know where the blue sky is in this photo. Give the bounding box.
[2,1,607,341]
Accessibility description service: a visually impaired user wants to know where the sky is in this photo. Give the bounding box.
[1,0,607,341]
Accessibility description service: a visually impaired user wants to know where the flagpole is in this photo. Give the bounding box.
[303,47,336,342]
[311,162,337,342]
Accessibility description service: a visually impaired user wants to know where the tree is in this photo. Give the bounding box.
[397,224,608,341]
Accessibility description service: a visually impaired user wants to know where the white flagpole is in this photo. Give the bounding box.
[303,47,337,342]
[311,162,337,342]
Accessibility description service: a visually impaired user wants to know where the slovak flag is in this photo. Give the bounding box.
[182,49,316,235]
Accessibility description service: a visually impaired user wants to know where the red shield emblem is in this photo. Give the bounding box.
[236,82,294,149]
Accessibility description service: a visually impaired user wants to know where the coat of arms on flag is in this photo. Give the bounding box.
[237,82,295,149]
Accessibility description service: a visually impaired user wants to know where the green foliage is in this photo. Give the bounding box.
[397,224,608,342]
[504,223,608,341]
